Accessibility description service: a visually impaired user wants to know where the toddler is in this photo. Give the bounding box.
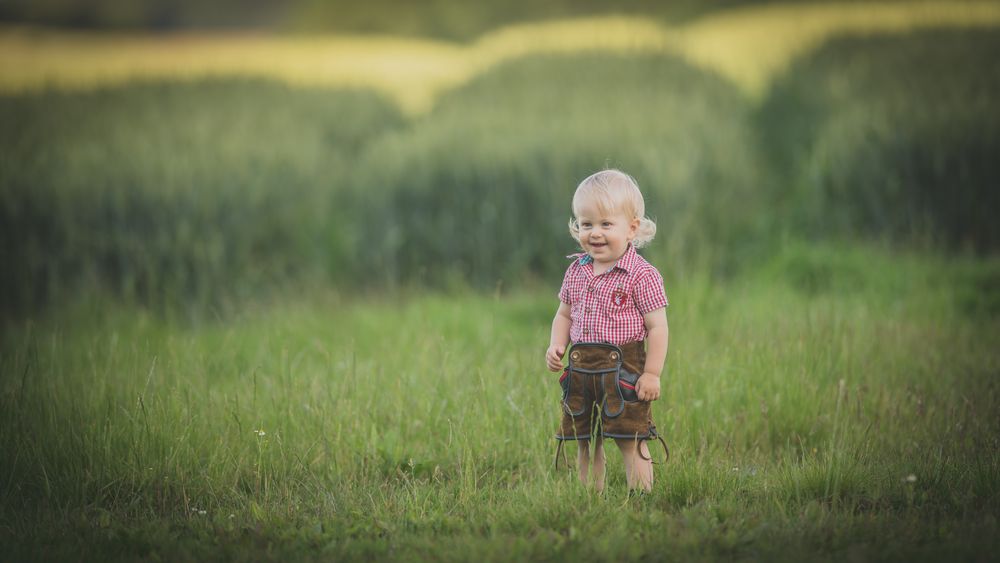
[545,169,669,493]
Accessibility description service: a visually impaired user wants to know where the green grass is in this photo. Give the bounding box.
[0,79,405,317]
[2,21,998,559]
[4,29,1000,316]
[758,28,1000,250]
[0,52,765,313]
[2,244,997,561]
[352,52,763,289]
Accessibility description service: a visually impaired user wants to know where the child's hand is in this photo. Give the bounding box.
[636,373,661,401]
[546,344,566,372]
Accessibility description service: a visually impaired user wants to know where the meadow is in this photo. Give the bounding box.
[2,248,998,560]
[1,2,999,560]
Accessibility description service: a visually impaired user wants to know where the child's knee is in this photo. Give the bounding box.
[614,438,638,453]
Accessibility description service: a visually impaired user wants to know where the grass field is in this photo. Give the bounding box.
[2,1,999,560]
[2,244,998,560]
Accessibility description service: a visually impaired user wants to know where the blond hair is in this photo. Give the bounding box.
[568,169,657,248]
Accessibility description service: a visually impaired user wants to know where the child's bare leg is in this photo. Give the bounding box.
[615,438,654,492]
[592,436,606,492]
[576,440,591,485]
[636,440,653,491]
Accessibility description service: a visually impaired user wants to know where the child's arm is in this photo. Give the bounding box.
[546,302,572,372]
[637,307,668,401]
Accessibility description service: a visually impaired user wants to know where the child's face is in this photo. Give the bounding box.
[574,200,640,266]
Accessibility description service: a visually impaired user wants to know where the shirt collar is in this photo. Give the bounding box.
[566,243,638,272]
[613,243,639,273]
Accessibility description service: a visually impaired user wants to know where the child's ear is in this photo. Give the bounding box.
[629,217,640,239]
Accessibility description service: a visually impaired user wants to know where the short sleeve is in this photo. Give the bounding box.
[632,267,668,314]
[558,261,577,304]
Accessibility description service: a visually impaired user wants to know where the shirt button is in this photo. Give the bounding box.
[588,287,595,293]
[585,307,591,313]
[583,328,590,335]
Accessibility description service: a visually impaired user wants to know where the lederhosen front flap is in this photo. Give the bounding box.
[566,342,624,417]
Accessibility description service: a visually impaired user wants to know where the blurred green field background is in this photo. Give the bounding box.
[2,23,997,315]
[1,1,999,560]
[0,0,906,37]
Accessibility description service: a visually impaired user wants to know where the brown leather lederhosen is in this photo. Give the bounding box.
[554,341,668,467]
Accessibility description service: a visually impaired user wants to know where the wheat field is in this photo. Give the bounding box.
[2,1,999,113]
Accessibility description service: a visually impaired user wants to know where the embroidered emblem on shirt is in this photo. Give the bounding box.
[611,289,627,306]
[577,254,593,266]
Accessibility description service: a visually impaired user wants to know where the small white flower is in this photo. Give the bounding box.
[254,429,266,437]
[905,474,917,483]
[198,510,207,515]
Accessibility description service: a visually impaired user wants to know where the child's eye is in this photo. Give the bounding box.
[581,223,592,228]
[602,222,612,227]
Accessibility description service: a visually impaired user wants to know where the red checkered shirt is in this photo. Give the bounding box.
[558,243,668,345]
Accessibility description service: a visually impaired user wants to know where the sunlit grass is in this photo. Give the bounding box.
[2,1,999,114]
[0,30,465,114]
[674,0,1000,98]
